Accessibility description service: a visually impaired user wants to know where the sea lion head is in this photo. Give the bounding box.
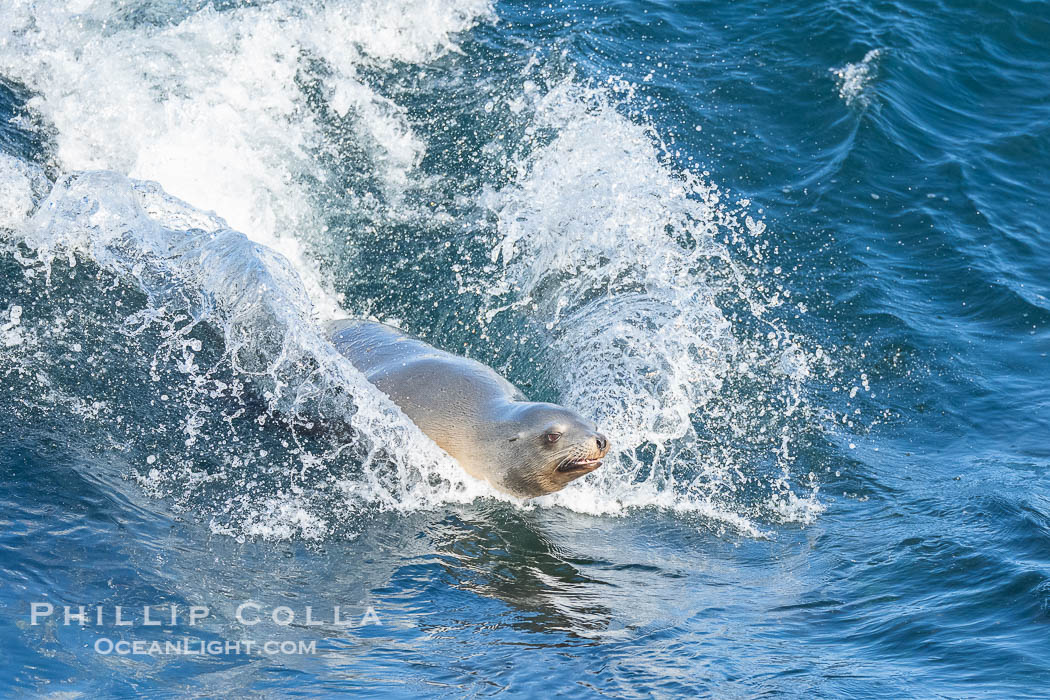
[485,402,610,498]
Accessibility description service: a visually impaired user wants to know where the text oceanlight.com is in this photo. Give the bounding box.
[94,638,319,656]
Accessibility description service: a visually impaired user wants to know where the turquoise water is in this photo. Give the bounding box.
[1,0,1048,696]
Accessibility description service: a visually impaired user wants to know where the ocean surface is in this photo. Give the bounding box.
[1,0,1048,696]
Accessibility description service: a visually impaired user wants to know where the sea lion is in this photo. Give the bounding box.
[327,319,609,498]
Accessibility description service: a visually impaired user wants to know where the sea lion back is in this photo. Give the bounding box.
[326,319,525,405]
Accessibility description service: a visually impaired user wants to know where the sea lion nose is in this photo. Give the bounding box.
[595,433,608,453]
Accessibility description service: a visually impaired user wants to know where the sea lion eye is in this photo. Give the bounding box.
[545,432,562,444]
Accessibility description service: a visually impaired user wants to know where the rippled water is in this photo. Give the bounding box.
[1,0,1047,696]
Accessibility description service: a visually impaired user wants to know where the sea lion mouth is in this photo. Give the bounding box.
[556,458,602,474]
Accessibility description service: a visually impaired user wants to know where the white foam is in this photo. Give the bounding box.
[0,0,494,319]
[0,153,47,230]
[831,49,882,107]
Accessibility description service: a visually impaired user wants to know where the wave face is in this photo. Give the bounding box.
[0,0,828,538]
[7,169,497,540]
[0,0,502,539]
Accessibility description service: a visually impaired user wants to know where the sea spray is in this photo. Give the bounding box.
[0,0,830,539]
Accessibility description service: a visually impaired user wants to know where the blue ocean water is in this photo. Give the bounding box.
[0,0,1048,696]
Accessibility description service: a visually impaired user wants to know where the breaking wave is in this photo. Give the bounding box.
[0,0,830,540]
